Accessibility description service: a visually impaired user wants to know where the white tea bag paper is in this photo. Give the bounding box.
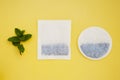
[38,20,71,60]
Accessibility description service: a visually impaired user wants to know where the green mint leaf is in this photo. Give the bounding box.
[20,34,32,41]
[8,28,32,55]
[15,28,24,37]
[21,30,25,34]
[18,44,25,55]
[8,36,20,42]
[12,42,20,46]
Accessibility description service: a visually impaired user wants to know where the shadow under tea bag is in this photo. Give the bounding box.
[38,20,71,60]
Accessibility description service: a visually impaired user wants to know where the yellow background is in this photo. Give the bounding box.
[0,0,120,80]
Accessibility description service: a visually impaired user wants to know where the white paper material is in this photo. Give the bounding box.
[38,20,71,60]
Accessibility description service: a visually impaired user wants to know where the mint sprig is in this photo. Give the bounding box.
[8,28,32,55]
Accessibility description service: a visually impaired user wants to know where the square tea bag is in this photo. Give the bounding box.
[38,20,71,60]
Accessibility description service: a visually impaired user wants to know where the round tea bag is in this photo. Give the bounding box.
[78,27,112,60]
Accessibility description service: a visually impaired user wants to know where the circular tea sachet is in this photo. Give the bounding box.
[78,27,112,60]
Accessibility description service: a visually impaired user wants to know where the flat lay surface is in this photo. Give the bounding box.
[0,0,120,80]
